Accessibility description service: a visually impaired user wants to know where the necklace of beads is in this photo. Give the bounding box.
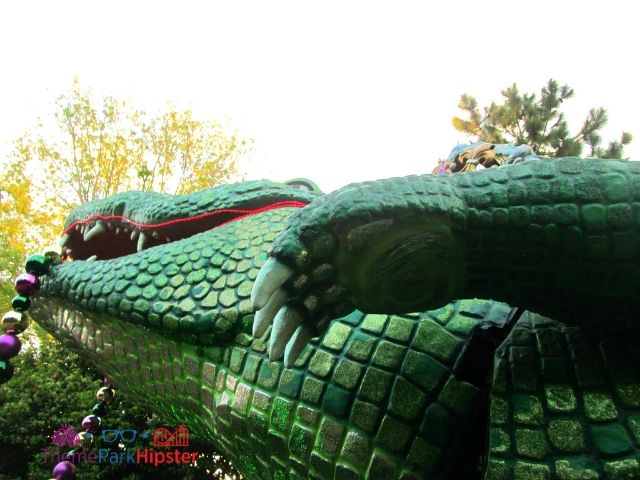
[1,250,116,480]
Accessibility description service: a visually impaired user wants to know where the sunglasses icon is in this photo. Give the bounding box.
[100,429,138,444]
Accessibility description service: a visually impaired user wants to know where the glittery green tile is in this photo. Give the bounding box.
[513,461,550,480]
[368,449,397,479]
[406,437,441,471]
[309,451,333,479]
[332,358,363,390]
[308,350,336,378]
[628,415,640,444]
[322,384,351,418]
[492,359,508,393]
[544,385,576,413]
[603,459,640,480]
[402,349,447,391]
[438,376,478,416]
[490,395,509,424]
[612,379,640,408]
[257,360,281,390]
[385,315,415,343]
[229,347,247,373]
[361,313,388,334]
[591,423,633,455]
[413,319,462,362]
[511,363,539,391]
[515,428,548,459]
[555,458,599,480]
[289,423,314,459]
[509,346,536,365]
[358,367,393,405]
[583,391,618,421]
[345,331,376,362]
[340,431,370,468]
[444,314,477,335]
[334,463,360,480]
[581,204,607,230]
[490,427,511,454]
[548,420,584,452]
[300,376,324,405]
[389,378,426,420]
[513,394,544,426]
[484,459,510,480]
[242,354,261,383]
[420,403,456,446]
[321,322,352,351]
[278,368,303,398]
[351,400,381,433]
[295,405,319,427]
[315,417,344,457]
[375,415,411,453]
[372,340,405,369]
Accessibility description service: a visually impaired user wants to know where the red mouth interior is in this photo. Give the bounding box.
[61,201,306,261]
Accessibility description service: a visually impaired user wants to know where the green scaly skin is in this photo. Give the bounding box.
[30,158,640,479]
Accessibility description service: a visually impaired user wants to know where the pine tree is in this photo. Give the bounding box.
[452,79,632,159]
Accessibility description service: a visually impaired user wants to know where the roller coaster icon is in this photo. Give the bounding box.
[153,425,190,447]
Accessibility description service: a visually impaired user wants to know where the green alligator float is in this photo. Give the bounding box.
[30,151,640,479]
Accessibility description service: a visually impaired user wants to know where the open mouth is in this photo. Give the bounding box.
[59,200,308,261]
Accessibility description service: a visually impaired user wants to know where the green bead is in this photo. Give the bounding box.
[0,360,14,384]
[11,295,30,312]
[43,249,61,266]
[2,311,28,334]
[92,402,107,416]
[25,254,50,276]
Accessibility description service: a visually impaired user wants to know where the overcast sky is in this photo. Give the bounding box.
[1,1,638,192]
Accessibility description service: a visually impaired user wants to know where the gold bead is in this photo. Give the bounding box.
[2,311,28,334]
[96,387,115,403]
[74,431,95,450]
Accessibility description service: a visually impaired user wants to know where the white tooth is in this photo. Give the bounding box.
[106,222,112,230]
[252,289,287,338]
[137,232,148,252]
[84,221,105,242]
[251,258,293,310]
[86,255,97,261]
[165,237,171,243]
[152,231,160,239]
[284,325,312,368]
[130,230,139,241]
[115,227,121,235]
[268,306,302,361]
[59,234,70,247]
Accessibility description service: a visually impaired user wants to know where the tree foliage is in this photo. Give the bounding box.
[13,78,251,212]
[452,79,632,158]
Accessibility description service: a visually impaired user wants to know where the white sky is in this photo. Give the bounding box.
[0,1,638,192]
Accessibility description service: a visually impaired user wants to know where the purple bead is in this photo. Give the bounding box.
[15,273,40,296]
[52,460,76,479]
[103,377,114,388]
[0,334,21,359]
[81,415,100,432]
